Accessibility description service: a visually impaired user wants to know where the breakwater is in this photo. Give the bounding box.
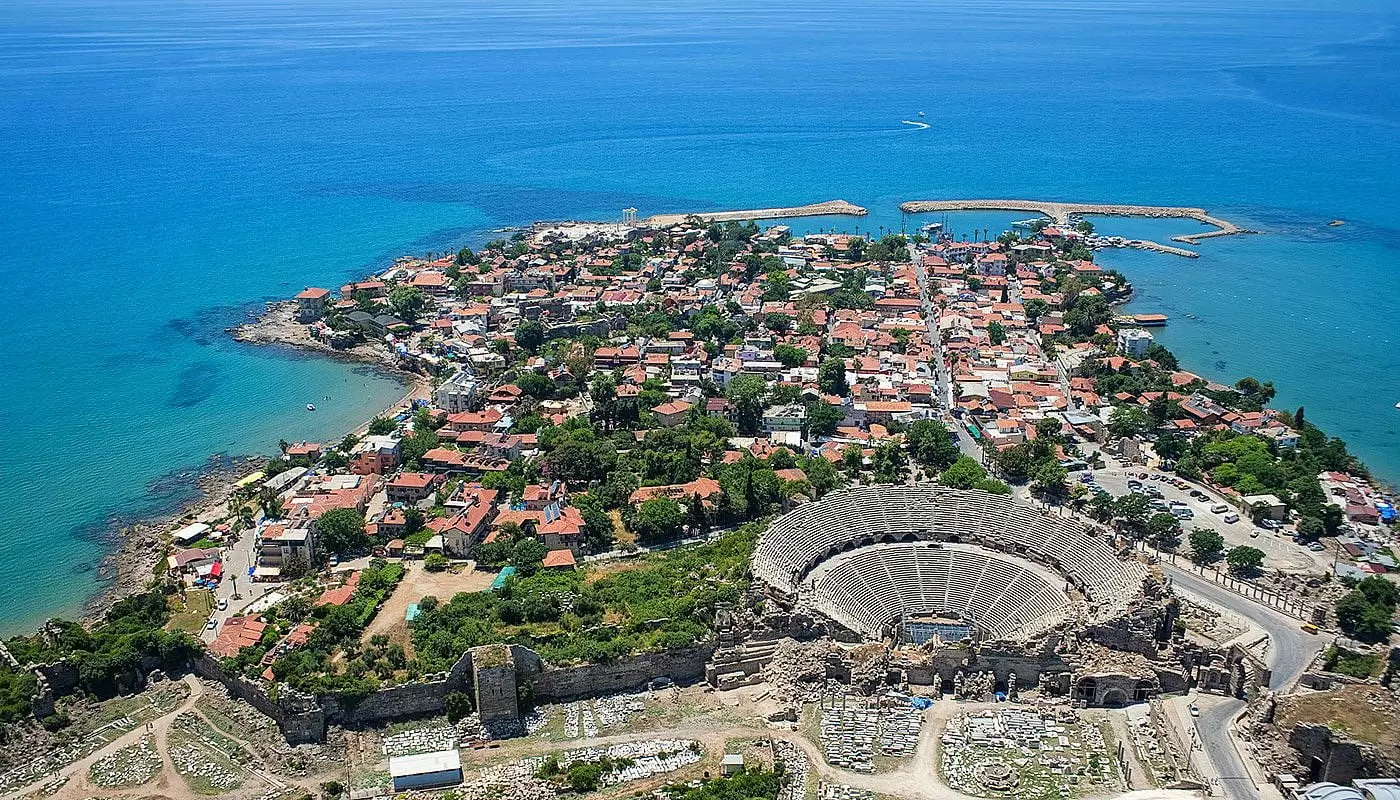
[897,199,1252,244]
[643,199,867,226]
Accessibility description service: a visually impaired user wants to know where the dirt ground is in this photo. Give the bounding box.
[362,561,498,654]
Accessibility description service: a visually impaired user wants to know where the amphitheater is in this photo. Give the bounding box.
[751,484,1149,645]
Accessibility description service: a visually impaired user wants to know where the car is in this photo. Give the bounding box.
[1250,529,1260,538]
[1168,499,1188,508]
[1301,623,1320,634]
[1173,508,1195,520]
[1223,512,1240,524]
[205,620,217,631]
[216,598,228,611]
[1127,480,1143,490]
[1189,704,1199,717]
[1190,490,1209,500]
[328,555,340,567]
[1308,542,1326,552]
[1146,488,1164,499]
[1260,519,1283,531]
[1210,503,1231,514]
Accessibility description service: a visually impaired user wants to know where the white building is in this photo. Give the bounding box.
[435,369,479,413]
[1116,328,1154,358]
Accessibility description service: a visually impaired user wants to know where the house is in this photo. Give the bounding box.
[351,435,401,475]
[541,549,577,570]
[652,400,692,428]
[1240,494,1287,521]
[294,287,331,321]
[387,472,442,504]
[390,751,463,792]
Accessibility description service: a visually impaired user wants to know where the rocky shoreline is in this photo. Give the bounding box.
[80,455,264,626]
[231,300,401,371]
[70,303,429,629]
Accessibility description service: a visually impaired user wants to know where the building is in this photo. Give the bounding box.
[435,369,480,414]
[294,287,331,321]
[652,400,692,428]
[256,525,315,577]
[762,403,807,434]
[386,472,441,504]
[389,750,462,792]
[1116,328,1154,358]
[351,435,401,475]
[721,754,746,776]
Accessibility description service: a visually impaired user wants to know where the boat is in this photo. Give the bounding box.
[1395,401,1400,409]
[917,110,925,117]
[306,404,316,411]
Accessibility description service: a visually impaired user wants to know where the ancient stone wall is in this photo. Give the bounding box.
[1288,723,1392,783]
[530,645,713,700]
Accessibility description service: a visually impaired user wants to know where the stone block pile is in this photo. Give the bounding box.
[87,735,161,788]
[816,693,923,772]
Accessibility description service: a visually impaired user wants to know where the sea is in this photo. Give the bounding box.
[3,0,1400,634]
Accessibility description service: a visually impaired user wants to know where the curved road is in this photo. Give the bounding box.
[1165,565,1324,800]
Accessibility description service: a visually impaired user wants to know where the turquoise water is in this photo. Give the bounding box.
[3,0,1400,632]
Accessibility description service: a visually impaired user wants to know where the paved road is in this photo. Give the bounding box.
[1166,565,1324,800]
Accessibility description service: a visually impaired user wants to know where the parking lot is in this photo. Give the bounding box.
[1085,465,1332,573]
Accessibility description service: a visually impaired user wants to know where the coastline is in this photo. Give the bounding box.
[66,303,431,631]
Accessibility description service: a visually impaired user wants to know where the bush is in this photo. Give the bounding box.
[444,691,474,722]
[424,553,448,572]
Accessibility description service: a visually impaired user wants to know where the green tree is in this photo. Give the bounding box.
[367,416,397,436]
[1146,512,1183,550]
[1188,528,1225,565]
[805,401,844,438]
[1108,406,1149,439]
[763,313,793,334]
[987,321,1007,346]
[939,455,987,489]
[515,372,554,399]
[1031,462,1068,496]
[906,420,960,471]
[1335,590,1394,644]
[510,538,548,577]
[388,286,427,321]
[515,320,545,353]
[773,344,808,368]
[817,358,849,396]
[316,508,369,556]
[1226,546,1265,575]
[423,552,448,572]
[726,374,769,436]
[632,497,685,543]
[1296,516,1326,543]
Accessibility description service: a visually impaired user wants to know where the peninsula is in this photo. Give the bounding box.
[2,207,1397,800]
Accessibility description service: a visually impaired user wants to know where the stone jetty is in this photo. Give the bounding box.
[642,199,867,226]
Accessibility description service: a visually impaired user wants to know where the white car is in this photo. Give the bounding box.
[216,598,228,611]
[1189,704,1200,717]
[1223,512,1240,524]
[205,620,218,631]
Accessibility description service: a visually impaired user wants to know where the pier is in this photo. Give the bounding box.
[897,198,1253,246]
[642,199,867,227]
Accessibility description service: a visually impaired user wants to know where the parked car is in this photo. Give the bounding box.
[1190,490,1209,501]
[1223,512,1241,524]
[1173,508,1195,520]
[1210,504,1231,514]
[216,598,228,611]
[1308,542,1326,552]
[205,620,217,631]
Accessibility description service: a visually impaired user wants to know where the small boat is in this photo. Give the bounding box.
[917,110,926,117]
[306,404,316,411]
[1394,401,1400,409]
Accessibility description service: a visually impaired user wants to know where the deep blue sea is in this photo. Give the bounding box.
[3,0,1400,633]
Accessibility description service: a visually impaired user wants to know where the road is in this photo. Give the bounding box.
[1165,565,1324,800]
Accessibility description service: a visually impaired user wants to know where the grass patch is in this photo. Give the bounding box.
[1323,646,1380,678]
[166,590,215,635]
